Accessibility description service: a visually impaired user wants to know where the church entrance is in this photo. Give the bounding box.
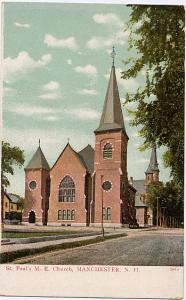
[29,211,36,223]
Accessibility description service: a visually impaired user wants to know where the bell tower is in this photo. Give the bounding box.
[22,140,50,225]
[93,47,130,227]
[145,144,160,187]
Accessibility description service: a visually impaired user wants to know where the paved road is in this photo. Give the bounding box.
[15,229,183,266]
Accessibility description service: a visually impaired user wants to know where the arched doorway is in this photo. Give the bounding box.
[29,211,36,223]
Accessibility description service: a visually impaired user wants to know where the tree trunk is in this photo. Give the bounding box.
[1,184,4,231]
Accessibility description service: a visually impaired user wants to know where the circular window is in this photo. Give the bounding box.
[29,180,37,190]
[102,181,112,191]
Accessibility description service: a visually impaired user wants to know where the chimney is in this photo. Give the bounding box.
[129,177,133,186]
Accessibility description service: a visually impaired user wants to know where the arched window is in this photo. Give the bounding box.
[71,210,75,220]
[103,143,113,159]
[59,176,75,202]
[58,210,62,220]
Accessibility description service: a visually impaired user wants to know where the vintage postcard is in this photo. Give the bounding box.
[0,0,184,299]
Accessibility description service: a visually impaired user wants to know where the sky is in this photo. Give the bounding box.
[2,2,171,196]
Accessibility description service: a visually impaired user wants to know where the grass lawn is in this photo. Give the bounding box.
[2,231,87,239]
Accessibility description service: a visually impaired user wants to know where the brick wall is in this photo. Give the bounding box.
[48,144,89,225]
[93,130,129,226]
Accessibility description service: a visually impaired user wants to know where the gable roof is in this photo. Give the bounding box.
[4,192,21,204]
[78,144,94,174]
[8,193,21,204]
[25,146,50,171]
[133,179,146,195]
[95,65,128,137]
[51,143,86,171]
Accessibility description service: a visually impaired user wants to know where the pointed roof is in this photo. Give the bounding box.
[25,146,50,171]
[146,144,159,173]
[78,144,94,174]
[51,142,87,171]
[95,65,127,136]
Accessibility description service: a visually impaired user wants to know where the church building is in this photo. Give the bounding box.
[22,54,138,227]
[133,144,160,226]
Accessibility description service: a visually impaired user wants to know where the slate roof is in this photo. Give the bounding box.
[135,195,147,207]
[133,179,146,195]
[78,145,94,174]
[5,192,21,204]
[8,193,21,203]
[146,144,159,173]
[25,146,50,171]
[95,65,128,137]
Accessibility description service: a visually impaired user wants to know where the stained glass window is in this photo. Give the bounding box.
[59,176,75,202]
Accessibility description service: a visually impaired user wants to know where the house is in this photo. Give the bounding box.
[3,192,22,221]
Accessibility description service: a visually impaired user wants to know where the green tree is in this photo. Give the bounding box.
[1,142,25,224]
[147,181,183,226]
[122,6,184,187]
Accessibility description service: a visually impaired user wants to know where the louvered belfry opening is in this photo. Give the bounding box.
[103,143,113,159]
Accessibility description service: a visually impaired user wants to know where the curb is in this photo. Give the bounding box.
[0,233,127,264]
[3,232,101,245]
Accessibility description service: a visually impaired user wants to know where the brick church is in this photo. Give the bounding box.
[22,55,159,227]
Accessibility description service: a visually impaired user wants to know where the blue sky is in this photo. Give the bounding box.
[3,3,171,196]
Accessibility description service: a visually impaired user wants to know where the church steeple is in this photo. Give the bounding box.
[145,144,160,185]
[95,49,127,136]
[25,144,50,171]
[146,144,159,174]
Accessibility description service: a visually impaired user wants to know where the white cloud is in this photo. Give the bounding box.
[14,22,31,28]
[86,30,128,50]
[3,51,52,83]
[42,81,60,91]
[78,89,98,96]
[39,93,62,100]
[64,108,100,120]
[43,116,60,122]
[40,81,62,100]
[6,104,55,116]
[66,59,72,65]
[93,13,123,27]
[44,34,79,50]
[74,64,97,76]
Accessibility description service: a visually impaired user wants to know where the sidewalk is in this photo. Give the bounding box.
[0,231,127,263]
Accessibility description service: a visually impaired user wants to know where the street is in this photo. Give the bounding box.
[15,229,183,266]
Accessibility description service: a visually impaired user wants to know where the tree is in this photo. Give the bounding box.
[1,142,25,224]
[122,6,184,188]
[146,181,183,226]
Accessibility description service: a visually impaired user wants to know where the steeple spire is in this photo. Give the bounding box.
[146,144,159,173]
[25,145,50,171]
[95,48,127,136]
[111,46,116,66]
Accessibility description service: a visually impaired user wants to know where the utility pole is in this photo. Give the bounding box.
[101,175,104,238]
[156,197,159,229]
